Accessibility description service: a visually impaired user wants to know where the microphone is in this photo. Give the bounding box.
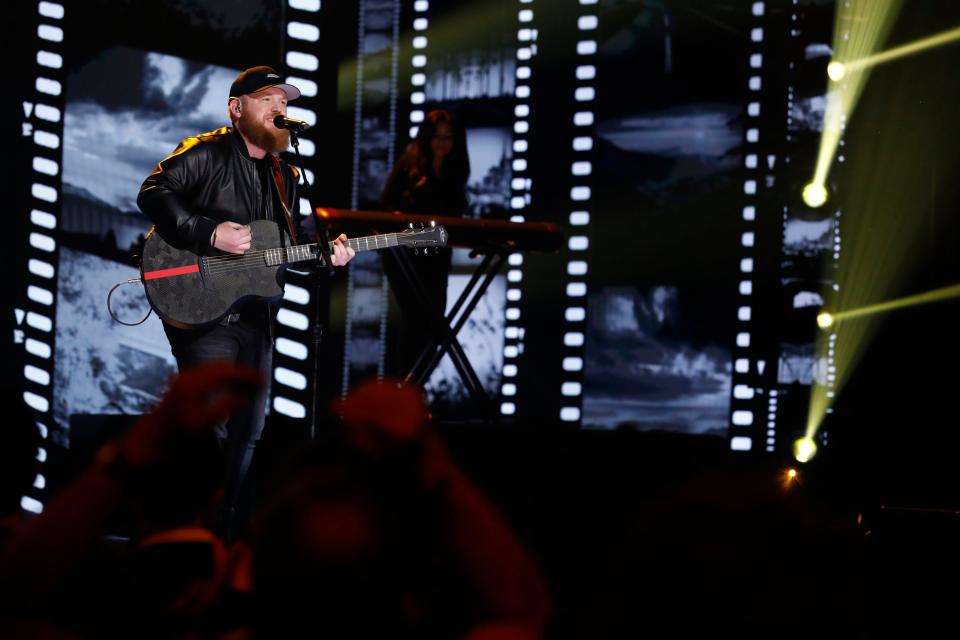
[273,115,310,132]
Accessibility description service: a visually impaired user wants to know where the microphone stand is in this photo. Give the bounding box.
[288,128,335,441]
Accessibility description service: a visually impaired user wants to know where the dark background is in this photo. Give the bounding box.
[7,1,960,632]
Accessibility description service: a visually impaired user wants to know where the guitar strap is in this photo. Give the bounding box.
[269,154,299,246]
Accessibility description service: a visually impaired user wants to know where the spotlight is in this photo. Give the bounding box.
[802,182,828,208]
[793,437,818,463]
[827,61,846,82]
[787,468,798,480]
[817,312,835,329]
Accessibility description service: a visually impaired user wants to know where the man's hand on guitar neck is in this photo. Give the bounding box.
[212,221,252,254]
[330,233,356,266]
[209,222,355,266]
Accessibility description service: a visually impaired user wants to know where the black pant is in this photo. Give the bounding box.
[162,304,272,535]
[382,247,452,379]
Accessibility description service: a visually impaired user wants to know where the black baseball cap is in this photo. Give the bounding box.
[229,66,301,101]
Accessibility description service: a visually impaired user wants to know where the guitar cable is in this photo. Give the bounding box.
[106,278,154,326]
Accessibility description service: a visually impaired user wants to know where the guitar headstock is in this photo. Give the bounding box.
[397,222,448,250]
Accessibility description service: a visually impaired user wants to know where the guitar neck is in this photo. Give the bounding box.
[283,233,400,264]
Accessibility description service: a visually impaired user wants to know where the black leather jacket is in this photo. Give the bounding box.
[137,127,299,256]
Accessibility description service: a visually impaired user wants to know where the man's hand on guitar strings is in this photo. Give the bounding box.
[212,222,252,254]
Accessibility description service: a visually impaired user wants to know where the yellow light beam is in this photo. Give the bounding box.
[807,282,960,438]
[825,282,960,325]
[810,1,905,189]
[845,24,960,74]
[813,17,960,191]
[805,9,960,446]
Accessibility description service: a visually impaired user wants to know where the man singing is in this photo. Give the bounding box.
[137,66,355,538]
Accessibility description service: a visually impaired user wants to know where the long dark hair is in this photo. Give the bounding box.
[403,109,470,187]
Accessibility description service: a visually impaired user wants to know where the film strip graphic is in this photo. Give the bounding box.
[263,0,328,421]
[16,1,68,513]
[498,0,540,417]
[555,0,600,425]
[729,1,771,453]
[341,0,401,396]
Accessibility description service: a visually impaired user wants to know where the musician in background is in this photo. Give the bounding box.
[137,66,355,539]
[380,109,470,378]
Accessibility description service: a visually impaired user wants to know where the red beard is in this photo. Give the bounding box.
[237,110,290,154]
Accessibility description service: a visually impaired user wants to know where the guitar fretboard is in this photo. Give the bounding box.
[274,233,402,265]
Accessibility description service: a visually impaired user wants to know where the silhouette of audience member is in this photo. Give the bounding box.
[0,361,263,638]
[0,371,551,638]
[130,432,237,637]
[249,379,553,639]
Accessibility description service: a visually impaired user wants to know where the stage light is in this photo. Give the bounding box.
[781,467,800,490]
[817,312,834,329]
[827,61,846,81]
[793,437,818,463]
[802,182,828,208]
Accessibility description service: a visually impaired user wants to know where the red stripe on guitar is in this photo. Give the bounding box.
[143,264,200,280]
